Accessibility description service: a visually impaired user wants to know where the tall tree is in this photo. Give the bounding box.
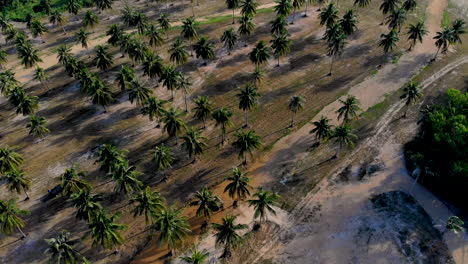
[8,87,39,115]
[70,189,103,221]
[331,125,357,157]
[378,29,399,65]
[252,66,264,85]
[66,0,82,15]
[270,33,291,66]
[181,17,199,56]
[402,0,417,12]
[17,44,42,68]
[326,27,347,75]
[26,115,50,138]
[141,96,168,127]
[30,20,48,39]
[146,24,164,47]
[177,74,192,112]
[433,28,452,60]
[212,215,247,258]
[142,52,165,79]
[181,128,208,161]
[400,81,421,117]
[110,162,143,195]
[75,28,91,48]
[319,3,338,28]
[407,21,427,50]
[55,44,72,65]
[240,0,259,17]
[116,65,135,91]
[45,230,85,264]
[291,0,304,23]
[238,15,255,46]
[95,0,114,10]
[152,144,173,171]
[247,188,280,226]
[386,8,406,32]
[90,86,113,111]
[270,16,288,35]
[190,187,222,225]
[34,67,49,88]
[379,0,400,24]
[106,24,123,46]
[340,10,358,36]
[336,95,361,123]
[450,19,466,44]
[95,144,127,174]
[0,146,23,174]
[0,199,29,238]
[169,38,189,65]
[133,12,149,35]
[212,107,234,144]
[226,0,240,24]
[59,167,91,198]
[160,65,182,100]
[310,116,333,142]
[193,96,213,129]
[232,129,262,164]
[162,107,187,143]
[131,187,165,224]
[128,78,152,106]
[193,36,215,61]
[94,44,113,71]
[249,40,271,66]
[83,11,99,28]
[221,28,238,55]
[150,206,191,254]
[49,11,67,34]
[288,95,305,127]
[158,13,171,39]
[274,0,293,17]
[237,83,259,127]
[4,168,31,200]
[86,210,127,252]
[224,167,251,208]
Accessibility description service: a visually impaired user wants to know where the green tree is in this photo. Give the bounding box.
[400,81,421,117]
[193,96,213,129]
[402,0,417,12]
[95,144,127,173]
[4,168,31,200]
[326,28,347,75]
[240,0,259,17]
[310,116,333,142]
[224,167,251,208]
[131,187,165,224]
[66,0,82,15]
[252,66,264,85]
[221,28,238,55]
[55,44,72,65]
[177,74,192,112]
[158,13,171,38]
[237,82,259,127]
[450,19,466,44]
[445,216,465,234]
[249,40,271,66]
[95,0,114,10]
[354,0,371,8]
[150,206,191,254]
[212,215,247,258]
[90,86,113,112]
[181,17,199,56]
[193,36,215,61]
[59,167,91,198]
[180,249,209,264]
[17,44,42,68]
[162,107,187,143]
[0,48,7,69]
[75,28,91,48]
[332,125,357,157]
[270,33,291,66]
[232,129,262,164]
[49,11,67,34]
[128,78,152,106]
[274,0,293,17]
[270,16,288,35]
[386,9,406,32]
[379,0,400,24]
[8,87,39,115]
[86,210,127,252]
[433,28,453,60]
[0,199,29,238]
[169,38,189,65]
[133,12,149,35]
[288,95,305,127]
[181,128,208,161]
[34,67,49,88]
[106,24,123,46]
[336,95,361,123]
[190,187,222,224]
[0,70,19,95]
[248,188,280,226]
[238,15,255,46]
[146,24,164,47]
[0,146,23,174]
[26,115,50,138]
[319,3,338,28]
[70,189,103,221]
[291,0,304,23]
[340,10,358,36]
[110,162,143,195]
[142,51,165,79]
[226,0,240,24]
[407,21,427,50]
[161,65,182,100]
[30,20,48,39]
[83,11,99,28]
[152,144,173,171]
[116,65,135,91]
[94,44,113,71]
[212,107,234,144]
[44,230,85,264]
[378,29,399,65]
[141,96,168,127]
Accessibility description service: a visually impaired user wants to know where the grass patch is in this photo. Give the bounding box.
[441,9,451,27]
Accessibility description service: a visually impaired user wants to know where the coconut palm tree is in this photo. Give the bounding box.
[400,81,421,117]
[248,188,280,226]
[146,24,164,47]
[96,144,127,174]
[141,96,168,127]
[238,15,255,46]
[180,249,209,264]
[0,146,23,174]
[133,12,149,35]
[158,13,171,38]
[66,0,82,15]
[86,210,127,252]
[291,0,304,23]
[331,125,357,156]
[237,83,259,127]
[8,87,39,115]
[49,11,67,34]
[0,70,19,95]
[59,167,91,198]
[274,0,293,17]
[106,24,123,46]
[70,189,103,221]
[240,0,259,17]
[111,162,143,195]
[128,79,152,106]
[336,95,361,123]
[0,199,29,237]
[4,168,31,200]
[354,0,371,8]
[252,66,264,85]
[378,29,399,65]
[34,67,49,88]
[326,29,347,75]
[212,215,247,258]
[270,16,288,35]
[402,0,416,12]
[270,33,292,67]
[190,187,222,225]
[193,36,215,61]
[75,28,91,48]
[162,107,187,143]
[182,128,207,161]
[310,116,333,142]
[232,129,261,164]
[121,5,136,27]
[433,28,453,60]
[95,0,114,10]
[226,0,240,24]
[407,21,427,50]
[83,11,99,28]
[131,187,164,224]
[249,40,271,66]
[26,115,50,138]
[169,38,189,65]
[212,107,234,144]
[44,230,85,264]
[192,96,213,129]
[150,206,191,254]
[224,167,251,208]
[160,65,182,100]
[30,20,48,39]
[340,10,358,36]
[450,19,466,44]
[142,52,165,80]
[117,65,135,91]
[319,3,338,28]
[90,87,113,111]
[94,45,113,71]
[152,144,173,171]
[17,44,42,68]
[221,28,238,55]
[181,17,199,56]
[176,75,192,112]
[288,95,305,127]
[0,48,7,69]
[386,9,406,32]
[55,44,72,65]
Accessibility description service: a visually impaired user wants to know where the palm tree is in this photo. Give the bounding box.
[288,95,305,127]
[249,41,271,66]
[111,162,143,195]
[221,28,238,55]
[319,3,338,28]
[128,79,152,106]
[310,116,333,142]
[106,24,123,46]
[146,24,164,47]
[226,0,240,24]
[190,187,222,225]
[212,107,234,144]
[354,0,371,8]
[402,0,417,12]
[75,28,91,48]
[237,83,259,127]
[169,38,189,65]
[386,9,406,32]
[55,44,72,65]
[331,125,357,157]
[336,95,361,123]
[340,10,358,36]
[131,187,165,224]
[90,87,114,112]
[181,128,208,161]
[433,28,453,60]
[30,20,48,39]
[274,0,293,17]
[445,216,465,234]
[378,30,399,65]
[252,66,264,85]
[158,13,171,38]
[95,144,127,173]
[0,48,7,69]
[162,107,187,143]
[291,0,304,23]
[45,230,85,264]
[212,215,247,258]
[66,0,82,15]
[238,15,255,46]
[407,21,427,50]
[326,29,347,75]
[59,167,91,198]
[450,19,466,44]
[8,87,39,115]
[4,168,31,200]
[270,33,292,67]
[95,0,114,10]
[26,115,50,138]
[232,129,262,164]
[0,146,23,174]
[240,0,259,17]
[0,199,29,238]
[224,167,251,208]
[248,188,280,226]
[94,45,113,71]
[34,67,49,88]
[87,210,127,251]
[400,81,421,117]
[150,206,191,254]
[270,16,288,35]
[133,12,149,35]
[379,0,400,22]
[161,65,182,100]
[152,144,173,171]
[49,11,67,34]
[180,249,209,264]
[70,190,103,221]
[177,74,192,112]
[142,52,165,79]
[141,96,168,127]
[181,17,199,56]
[83,11,99,28]
[17,44,42,68]
[192,96,213,129]
[117,65,135,91]
[193,36,215,61]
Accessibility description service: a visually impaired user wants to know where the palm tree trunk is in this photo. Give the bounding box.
[244,111,248,127]
[291,112,295,127]
[434,46,441,60]
[184,90,188,112]
[304,0,309,16]
[277,56,280,67]
[202,117,206,129]
[232,9,235,24]
[24,190,30,200]
[17,226,26,238]
[328,55,334,75]
[190,39,193,56]
[171,90,174,101]
[62,26,67,34]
